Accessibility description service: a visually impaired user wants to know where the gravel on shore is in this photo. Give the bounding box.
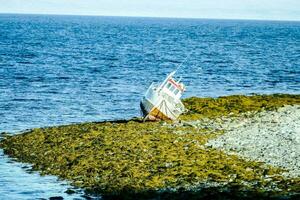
[205,105,300,178]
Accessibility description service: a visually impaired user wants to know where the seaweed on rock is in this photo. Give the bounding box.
[1,94,300,199]
[181,94,300,120]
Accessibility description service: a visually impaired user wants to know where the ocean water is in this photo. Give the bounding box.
[0,14,299,199]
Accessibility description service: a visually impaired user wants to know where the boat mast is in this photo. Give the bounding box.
[158,51,192,92]
[158,71,176,92]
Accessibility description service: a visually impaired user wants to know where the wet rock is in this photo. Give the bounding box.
[65,188,76,195]
[49,197,63,200]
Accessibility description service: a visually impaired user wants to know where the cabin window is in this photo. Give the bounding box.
[174,89,180,95]
[170,85,176,92]
[166,83,172,89]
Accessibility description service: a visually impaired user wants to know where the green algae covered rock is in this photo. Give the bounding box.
[181,94,300,120]
[1,94,300,199]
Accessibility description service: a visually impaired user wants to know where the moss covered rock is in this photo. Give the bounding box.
[1,94,300,199]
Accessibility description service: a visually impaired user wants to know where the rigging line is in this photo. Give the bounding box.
[175,50,194,73]
[150,37,194,74]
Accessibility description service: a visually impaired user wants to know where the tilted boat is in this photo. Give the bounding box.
[140,71,186,121]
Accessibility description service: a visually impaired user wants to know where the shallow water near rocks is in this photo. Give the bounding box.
[0,150,86,200]
[0,14,299,199]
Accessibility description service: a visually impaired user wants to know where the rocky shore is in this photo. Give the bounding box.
[206,105,300,178]
[0,94,300,199]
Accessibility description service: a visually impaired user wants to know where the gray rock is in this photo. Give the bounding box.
[205,105,300,178]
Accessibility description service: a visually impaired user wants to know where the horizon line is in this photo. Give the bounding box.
[1,12,300,23]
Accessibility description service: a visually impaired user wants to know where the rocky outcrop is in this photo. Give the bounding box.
[0,94,299,199]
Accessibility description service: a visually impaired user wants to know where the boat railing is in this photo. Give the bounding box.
[144,82,153,95]
[144,83,158,102]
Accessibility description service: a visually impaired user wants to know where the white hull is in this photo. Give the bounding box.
[140,83,185,121]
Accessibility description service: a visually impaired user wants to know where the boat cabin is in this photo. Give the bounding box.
[161,77,185,99]
[141,70,186,121]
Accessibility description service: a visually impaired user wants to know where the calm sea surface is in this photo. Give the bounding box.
[0,14,299,199]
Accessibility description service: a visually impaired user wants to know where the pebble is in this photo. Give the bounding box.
[204,105,300,178]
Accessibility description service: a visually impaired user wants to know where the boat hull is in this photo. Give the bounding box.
[140,98,171,121]
[140,86,184,121]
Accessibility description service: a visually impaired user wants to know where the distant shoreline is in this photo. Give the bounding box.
[1,12,299,23]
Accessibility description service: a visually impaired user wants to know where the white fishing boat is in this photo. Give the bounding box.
[140,71,186,121]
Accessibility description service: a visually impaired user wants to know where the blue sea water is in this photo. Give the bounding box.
[0,14,299,199]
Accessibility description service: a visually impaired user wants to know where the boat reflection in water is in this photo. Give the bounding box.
[140,71,186,121]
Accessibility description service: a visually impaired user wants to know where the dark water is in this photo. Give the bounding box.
[0,14,299,199]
